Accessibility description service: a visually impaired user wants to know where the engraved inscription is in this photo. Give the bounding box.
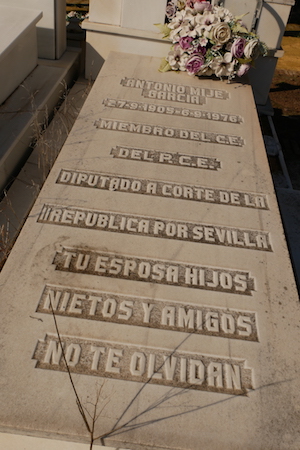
[120,77,229,103]
[53,247,255,295]
[39,204,272,252]
[37,285,259,341]
[94,118,244,147]
[33,333,253,395]
[111,146,221,170]
[57,169,269,210]
[104,98,242,124]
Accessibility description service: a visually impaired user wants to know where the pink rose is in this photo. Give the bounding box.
[231,38,246,58]
[186,54,205,74]
[179,36,194,50]
[194,1,212,12]
[192,43,207,55]
[186,0,211,10]
[166,2,177,20]
[237,63,251,77]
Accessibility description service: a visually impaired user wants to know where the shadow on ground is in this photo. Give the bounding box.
[268,71,300,190]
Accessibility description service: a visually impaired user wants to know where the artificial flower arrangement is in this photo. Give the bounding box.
[66,11,89,22]
[159,0,268,81]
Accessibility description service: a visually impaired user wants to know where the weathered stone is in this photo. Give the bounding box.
[0,53,299,449]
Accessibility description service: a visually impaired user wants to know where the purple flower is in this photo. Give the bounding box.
[186,54,205,74]
[237,63,251,77]
[192,44,207,56]
[179,36,194,50]
[187,0,212,10]
[231,38,246,58]
[166,2,177,20]
[194,1,212,12]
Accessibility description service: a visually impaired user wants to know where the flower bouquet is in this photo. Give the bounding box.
[66,11,89,23]
[159,0,268,81]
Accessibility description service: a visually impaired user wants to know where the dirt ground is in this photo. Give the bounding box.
[270,71,300,116]
[268,70,300,190]
[265,0,300,190]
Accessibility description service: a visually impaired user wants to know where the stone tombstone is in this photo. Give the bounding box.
[221,0,294,48]
[84,0,170,80]
[0,52,300,449]
[221,0,294,104]
[84,0,294,104]
[0,0,66,59]
[89,0,166,31]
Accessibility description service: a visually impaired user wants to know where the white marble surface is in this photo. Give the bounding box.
[257,1,293,49]
[0,433,127,450]
[122,0,167,32]
[89,0,166,30]
[222,0,293,49]
[0,6,41,59]
[83,21,170,79]
[0,53,299,449]
[89,0,123,25]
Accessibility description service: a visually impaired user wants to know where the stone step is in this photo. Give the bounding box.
[0,74,91,267]
[0,49,81,195]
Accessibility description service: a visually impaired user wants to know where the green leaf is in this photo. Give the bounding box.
[235,13,249,21]
[232,22,249,34]
[159,59,172,73]
[154,23,171,39]
[237,57,252,64]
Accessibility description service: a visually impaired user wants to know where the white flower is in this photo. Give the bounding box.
[168,9,195,41]
[168,9,193,30]
[209,52,235,78]
[195,11,219,40]
[167,47,189,71]
[213,6,233,23]
[167,9,184,29]
[244,39,259,59]
[169,28,181,42]
[195,11,217,29]
[180,16,199,38]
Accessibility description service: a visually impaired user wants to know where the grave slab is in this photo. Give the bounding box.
[0,52,300,449]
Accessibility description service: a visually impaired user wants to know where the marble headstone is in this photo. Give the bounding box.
[0,53,299,449]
